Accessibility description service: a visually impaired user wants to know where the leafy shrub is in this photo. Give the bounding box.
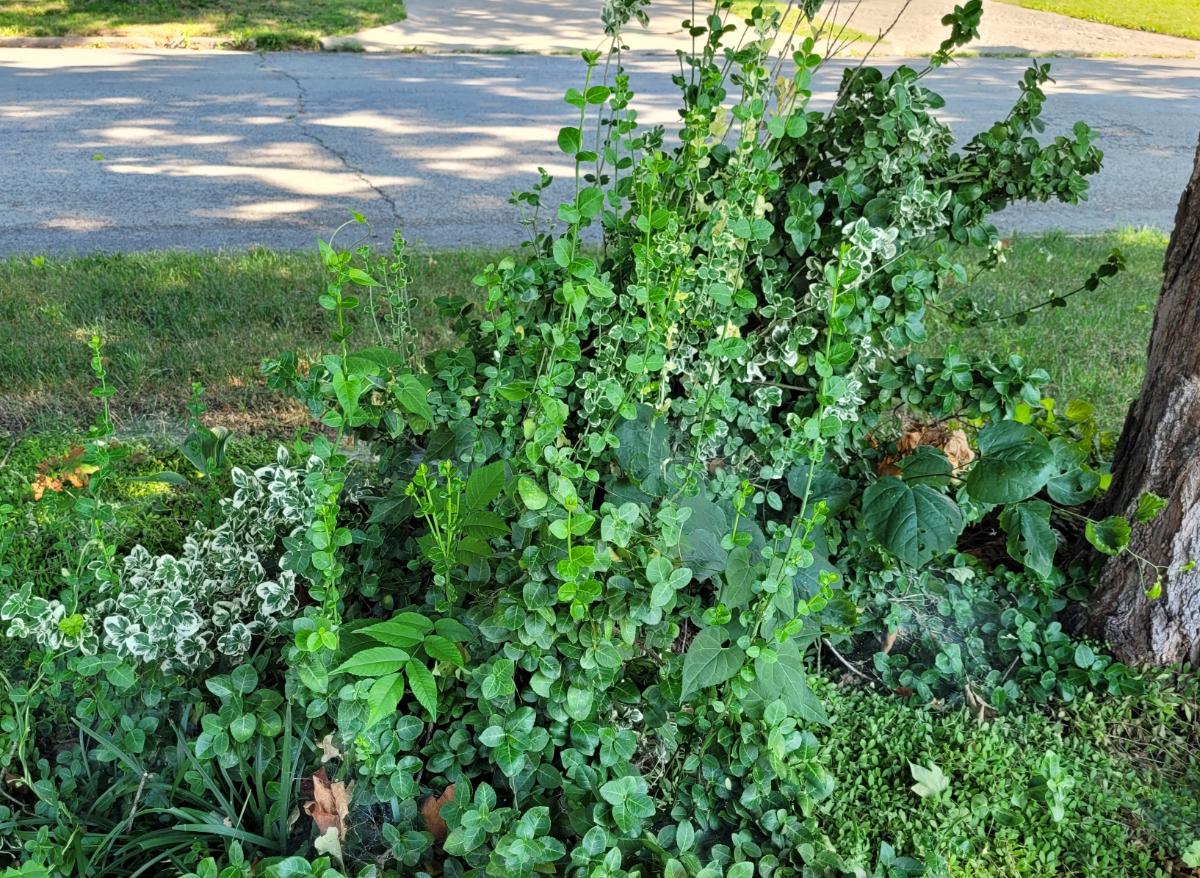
[1,2,1193,877]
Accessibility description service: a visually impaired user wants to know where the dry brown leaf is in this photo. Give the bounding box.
[421,784,455,843]
[878,423,975,476]
[304,767,351,841]
[941,429,975,471]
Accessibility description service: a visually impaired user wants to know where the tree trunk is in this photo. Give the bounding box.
[1083,133,1200,666]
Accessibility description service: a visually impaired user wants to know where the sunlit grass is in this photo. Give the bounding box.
[0,0,405,47]
[996,0,1200,41]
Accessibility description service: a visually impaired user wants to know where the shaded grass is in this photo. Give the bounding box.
[0,0,405,48]
[996,0,1200,41]
[0,231,1164,437]
[0,248,496,434]
[935,229,1165,431]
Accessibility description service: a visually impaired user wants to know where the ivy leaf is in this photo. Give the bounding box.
[999,500,1057,579]
[965,421,1054,504]
[752,640,828,725]
[721,546,756,608]
[598,775,655,835]
[333,647,410,677]
[862,476,963,567]
[681,627,745,700]
[786,460,855,513]
[405,661,438,722]
[1085,516,1131,556]
[909,761,950,798]
[365,672,405,729]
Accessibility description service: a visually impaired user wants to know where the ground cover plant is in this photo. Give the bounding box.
[996,0,1200,41]
[0,0,405,49]
[1,2,1197,877]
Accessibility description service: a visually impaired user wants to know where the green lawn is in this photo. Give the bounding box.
[933,229,1165,430]
[0,247,489,434]
[730,1,877,49]
[997,0,1200,41]
[0,231,1164,436]
[0,0,404,48]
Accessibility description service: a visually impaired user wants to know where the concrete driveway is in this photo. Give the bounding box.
[0,49,1197,254]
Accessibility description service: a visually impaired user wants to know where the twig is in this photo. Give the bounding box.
[823,637,877,685]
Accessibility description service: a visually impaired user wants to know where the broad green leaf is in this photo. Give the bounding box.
[565,684,594,721]
[786,460,854,513]
[898,446,953,489]
[229,713,257,743]
[433,617,472,642]
[333,646,410,677]
[365,672,405,730]
[999,500,1057,579]
[862,476,963,567]
[1085,516,1131,556]
[422,634,465,667]
[405,661,438,722]
[681,627,745,700]
[360,612,433,648]
[393,374,433,424]
[721,546,755,608]
[965,421,1054,504]
[599,775,655,835]
[752,640,829,725]
[557,126,582,155]
[909,761,950,798]
[1134,492,1167,523]
[230,665,258,695]
[1046,437,1100,506]
[465,461,505,510]
[517,476,549,511]
[1073,642,1097,669]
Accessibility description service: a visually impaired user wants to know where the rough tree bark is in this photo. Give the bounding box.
[1083,133,1200,666]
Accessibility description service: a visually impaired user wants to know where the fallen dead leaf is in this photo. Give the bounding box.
[421,784,455,843]
[879,423,975,477]
[304,767,351,841]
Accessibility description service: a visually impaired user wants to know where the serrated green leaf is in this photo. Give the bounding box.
[965,421,1054,504]
[365,672,405,729]
[1085,515,1131,556]
[333,646,410,677]
[862,476,963,567]
[405,661,438,722]
[999,500,1057,579]
[422,634,464,667]
[465,461,505,510]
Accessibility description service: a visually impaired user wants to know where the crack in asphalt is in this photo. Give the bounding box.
[257,54,401,222]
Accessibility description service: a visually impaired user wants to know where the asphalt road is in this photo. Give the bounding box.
[1,50,1197,254]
